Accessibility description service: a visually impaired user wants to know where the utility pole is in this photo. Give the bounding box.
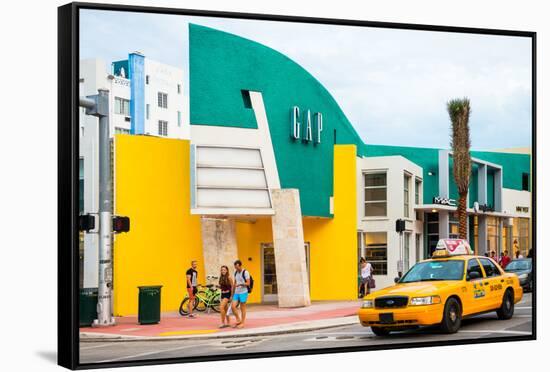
[80,89,115,327]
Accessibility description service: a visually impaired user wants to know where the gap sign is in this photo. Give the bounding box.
[290,106,323,144]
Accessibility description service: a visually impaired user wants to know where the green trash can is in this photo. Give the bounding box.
[138,286,162,325]
[79,288,98,327]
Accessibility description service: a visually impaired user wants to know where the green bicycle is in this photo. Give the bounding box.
[179,283,221,315]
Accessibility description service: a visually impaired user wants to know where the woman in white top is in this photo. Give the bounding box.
[359,258,373,297]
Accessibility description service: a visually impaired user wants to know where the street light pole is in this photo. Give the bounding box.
[80,88,115,327]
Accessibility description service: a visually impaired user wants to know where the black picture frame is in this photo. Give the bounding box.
[58,2,537,369]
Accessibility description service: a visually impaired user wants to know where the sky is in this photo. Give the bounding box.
[80,9,532,150]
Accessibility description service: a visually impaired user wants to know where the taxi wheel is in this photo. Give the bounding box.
[371,326,391,336]
[496,289,514,320]
[440,297,462,334]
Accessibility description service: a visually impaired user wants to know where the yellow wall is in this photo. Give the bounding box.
[113,135,204,316]
[305,145,358,301]
[235,145,358,303]
[235,218,273,304]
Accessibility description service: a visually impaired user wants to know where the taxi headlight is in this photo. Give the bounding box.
[410,296,441,306]
[518,273,528,280]
[361,300,374,308]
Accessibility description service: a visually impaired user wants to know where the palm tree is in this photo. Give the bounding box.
[447,98,471,240]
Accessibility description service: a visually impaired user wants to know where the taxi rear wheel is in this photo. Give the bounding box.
[440,297,462,334]
[371,326,391,336]
[496,289,514,320]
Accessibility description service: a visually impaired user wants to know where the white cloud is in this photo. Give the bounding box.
[80,9,532,150]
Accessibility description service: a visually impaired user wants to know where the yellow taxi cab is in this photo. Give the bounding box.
[358,239,523,336]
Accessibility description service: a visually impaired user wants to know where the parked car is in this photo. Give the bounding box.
[504,258,533,292]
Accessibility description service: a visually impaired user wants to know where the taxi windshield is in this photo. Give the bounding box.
[400,260,465,283]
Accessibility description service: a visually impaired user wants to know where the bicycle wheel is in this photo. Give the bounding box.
[179,298,190,315]
[179,297,198,316]
[195,292,208,312]
[211,294,221,313]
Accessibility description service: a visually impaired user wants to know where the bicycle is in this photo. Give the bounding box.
[179,276,221,315]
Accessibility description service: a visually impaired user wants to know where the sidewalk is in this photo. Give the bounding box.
[80,301,360,342]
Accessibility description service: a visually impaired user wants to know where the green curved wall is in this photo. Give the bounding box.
[189,24,367,217]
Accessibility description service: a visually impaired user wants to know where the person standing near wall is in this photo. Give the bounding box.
[359,258,373,297]
[231,260,251,329]
[186,260,199,318]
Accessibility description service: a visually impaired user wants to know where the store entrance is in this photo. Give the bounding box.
[261,242,310,303]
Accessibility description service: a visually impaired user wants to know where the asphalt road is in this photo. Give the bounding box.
[80,293,533,365]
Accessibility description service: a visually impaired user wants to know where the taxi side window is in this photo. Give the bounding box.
[467,259,483,280]
[479,258,500,277]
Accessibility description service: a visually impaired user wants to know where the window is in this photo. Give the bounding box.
[512,217,530,258]
[467,259,483,280]
[487,216,500,255]
[115,127,130,134]
[426,212,439,256]
[177,111,181,127]
[114,97,130,116]
[522,173,529,191]
[146,75,150,84]
[241,90,252,108]
[415,233,421,262]
[404,174,411,218]
[157,92,168,108]
[364,173,387,217]
[177,84,181,94]
[364,232,387,275]
[158,120,168,136]
[449,212,459,239]
[415,179,421,204]
[404,232,411,271]
[479,258,500,277]
[146,104,150,120]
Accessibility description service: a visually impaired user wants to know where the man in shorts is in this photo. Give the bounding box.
[186,260,198,318]
[231,260,250,328]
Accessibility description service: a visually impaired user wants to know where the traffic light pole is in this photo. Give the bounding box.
[80,89,115,327]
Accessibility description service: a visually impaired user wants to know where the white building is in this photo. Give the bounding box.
[357,156,424,290]
[78,53,188,287]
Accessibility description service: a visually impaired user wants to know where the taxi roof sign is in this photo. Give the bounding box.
[433,239,473,257]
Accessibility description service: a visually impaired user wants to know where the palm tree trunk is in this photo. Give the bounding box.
[458,192,468,239]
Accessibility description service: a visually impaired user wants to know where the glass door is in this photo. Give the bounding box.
[261,242,310,303]
[261,243,278,303]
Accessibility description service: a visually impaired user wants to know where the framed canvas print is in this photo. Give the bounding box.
[58,2,536,369]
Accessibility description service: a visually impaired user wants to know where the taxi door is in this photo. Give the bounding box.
[478,257,505,309]
[462,258,488,315]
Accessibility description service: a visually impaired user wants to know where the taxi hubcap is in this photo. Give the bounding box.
[450,308,457,322]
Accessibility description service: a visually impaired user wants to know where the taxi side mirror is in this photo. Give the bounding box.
[467,271,481,281]
[394,277,400,283]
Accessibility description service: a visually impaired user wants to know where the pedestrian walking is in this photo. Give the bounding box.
[501,250,511,269]
[231,260,251,329]
[359,258,373,297]
[186,260,198,318]
[515,250,524,259]
[218,265,234,328]
[498,252,504,266]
